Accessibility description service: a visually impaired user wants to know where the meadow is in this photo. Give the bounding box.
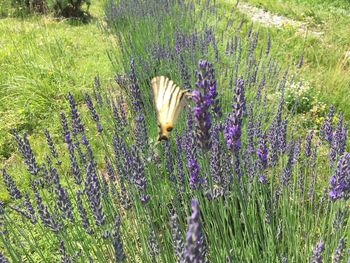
[0,0,350,262]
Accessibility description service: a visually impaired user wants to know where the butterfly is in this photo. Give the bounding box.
[151,76,191,141]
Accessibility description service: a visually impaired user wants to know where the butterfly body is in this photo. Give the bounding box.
[151,76,190,141]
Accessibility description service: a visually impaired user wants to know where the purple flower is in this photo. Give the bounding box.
[224,78,244,151]
[182,199,207,263]
[44,129,59,160]
[113,216,125,262]
[311,240,325,263]
[2,169,21,200]
[185,136,201,189]
[85,93,103,133]
[304,130,314,158]
[76,190,93,234]
[257,136,268,169]
[0,251,9,263]
[11,130,40,176]
[93,75,103,106]
[170,210,184,262]
[32,183,60,232]
[59,240,71,263]
[329,153,350,201]
[50,167,74,222]
[130,145,149,203]
[320,105,335,143]
[129,59,143,112]
[85,161,106,226]
[333,237,345,263]
[23,193,36,224]
[66,141,82,185]
[67,92,85,136]
[60,112,71,144]
[192,89,211,150]
[134,112,149,153]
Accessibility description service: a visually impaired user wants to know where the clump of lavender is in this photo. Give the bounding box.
[2,169,21,200]
[329,153,350,201]
[311,240,325,263]
[182,199,207,263]
[85,93,103,133]
[224,78,244,151]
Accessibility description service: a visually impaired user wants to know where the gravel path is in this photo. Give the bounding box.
[233,1,324,37]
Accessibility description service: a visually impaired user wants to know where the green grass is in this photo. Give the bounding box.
[236,0,350,119]
[0,0,116,161]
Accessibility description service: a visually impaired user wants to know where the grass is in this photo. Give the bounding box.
[0,0,116,161]
[236,0,350,119]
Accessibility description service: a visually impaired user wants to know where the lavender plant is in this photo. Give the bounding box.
[0,0,349,262]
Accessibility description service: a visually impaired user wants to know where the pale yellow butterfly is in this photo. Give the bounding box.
[151,76,191,141]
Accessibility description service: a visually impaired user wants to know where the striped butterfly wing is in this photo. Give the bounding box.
[151,76,189,137]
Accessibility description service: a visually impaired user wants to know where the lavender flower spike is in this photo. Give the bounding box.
[2,169,21,200]
[224,78,244,151]
[329,153,350,201]
[311,240,325,263]
[182,199,207,263]
[333,237,345,263]
[85,93,103,133]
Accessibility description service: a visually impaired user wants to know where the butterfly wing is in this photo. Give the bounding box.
[151,76,189,140]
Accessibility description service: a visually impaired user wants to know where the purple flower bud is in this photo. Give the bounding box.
[67,92,85,136]
[329,153,350,201]
[333,237,345,263]
[76,191,93,234]
[44,129,59,160]
[113,216,125,262]
[170,210,184,262]
[224,78,244,151]
[59,240,71,263]
[186,136,201,189]
[32,183,60,232]
[130,145,149,203]
[0,251,9,263]
[129,59,143,112]
[85,93,103,133]
[11,130,40,176]
[311,240,325,263]
[85,161,106,226]
[304,130,314,158]
[93,76,103,106]
[320,105,335,143]
[2,169,21,200]
[182,199,207,263]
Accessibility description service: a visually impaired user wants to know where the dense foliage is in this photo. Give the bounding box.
[0,0,349,262]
